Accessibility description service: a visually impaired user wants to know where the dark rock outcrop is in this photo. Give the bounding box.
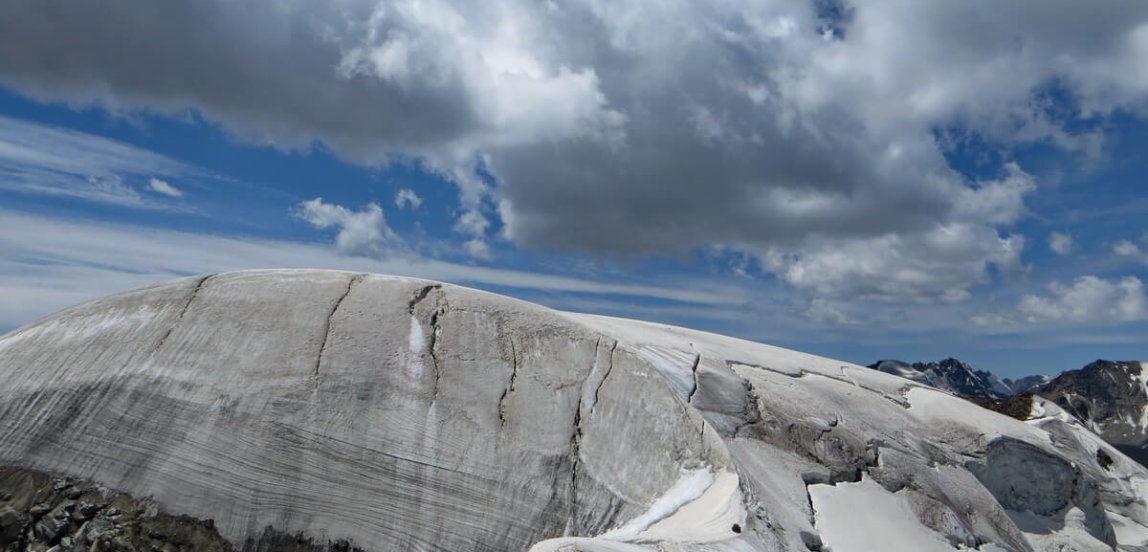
[0,466,233,552]
[966,392,1037,421]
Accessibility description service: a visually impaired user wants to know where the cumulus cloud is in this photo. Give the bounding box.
[756,165,1031,302]
[295,198,399,258]
[1018,276,1148,324]
[1113,238,1148,266]
[760,226,1026,303]
[4,1,1148,301]
[146,177,183,198]
[454,209,493,258]
[394,188,422,210]
[1115,239,1143,258]
[463,238,493,261]
[1049,232,1073,256]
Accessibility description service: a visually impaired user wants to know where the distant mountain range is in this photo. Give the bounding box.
[869,357,1148,466]
[868,358,1041,398]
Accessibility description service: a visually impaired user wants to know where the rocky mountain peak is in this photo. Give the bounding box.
[868,357,1014,399]
[1036,359,1148,465]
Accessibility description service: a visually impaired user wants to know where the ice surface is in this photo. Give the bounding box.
[408,315,423,353]
[634,345,698,402]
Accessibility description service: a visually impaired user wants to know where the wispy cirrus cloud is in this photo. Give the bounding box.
[0,208,750,332]
[0,115,202,208]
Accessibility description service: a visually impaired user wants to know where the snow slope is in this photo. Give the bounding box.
[0,270,1144,551]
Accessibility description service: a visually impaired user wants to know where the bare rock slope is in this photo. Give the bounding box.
[1037,360,1148,467]
[0,270,1146,551]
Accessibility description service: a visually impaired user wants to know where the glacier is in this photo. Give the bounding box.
[0,270,1145,551]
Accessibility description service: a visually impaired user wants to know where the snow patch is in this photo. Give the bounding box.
[1108,510,1148,547]
[1026,396,1078,426]
[639,470,746,542]
[1029,398,1048,420]
[604,467,715,539]
[528,537,650,552]
[808,477,959,552]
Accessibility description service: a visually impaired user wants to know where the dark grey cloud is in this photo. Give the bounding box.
[0,2,476,154]
[3,0,1148,303]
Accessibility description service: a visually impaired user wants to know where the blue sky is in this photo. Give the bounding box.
[0,1,1146,378]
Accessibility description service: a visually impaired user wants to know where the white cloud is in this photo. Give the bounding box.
[804,299,855,327]
[394,188,422,209]
[755,165,1033,303]
[953,163,1035,225]
[1049,232,1073,256]
[333,1,626,153]
[463,238,492,260]
[453,209,493,258]
[1115,239,1143,258]
[295,198,400,258]
[146,177,183,198]
[760,226,1025,303]
[1113,238,1148,265]
[452,208,489,235]
[1018,275,1148,324]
